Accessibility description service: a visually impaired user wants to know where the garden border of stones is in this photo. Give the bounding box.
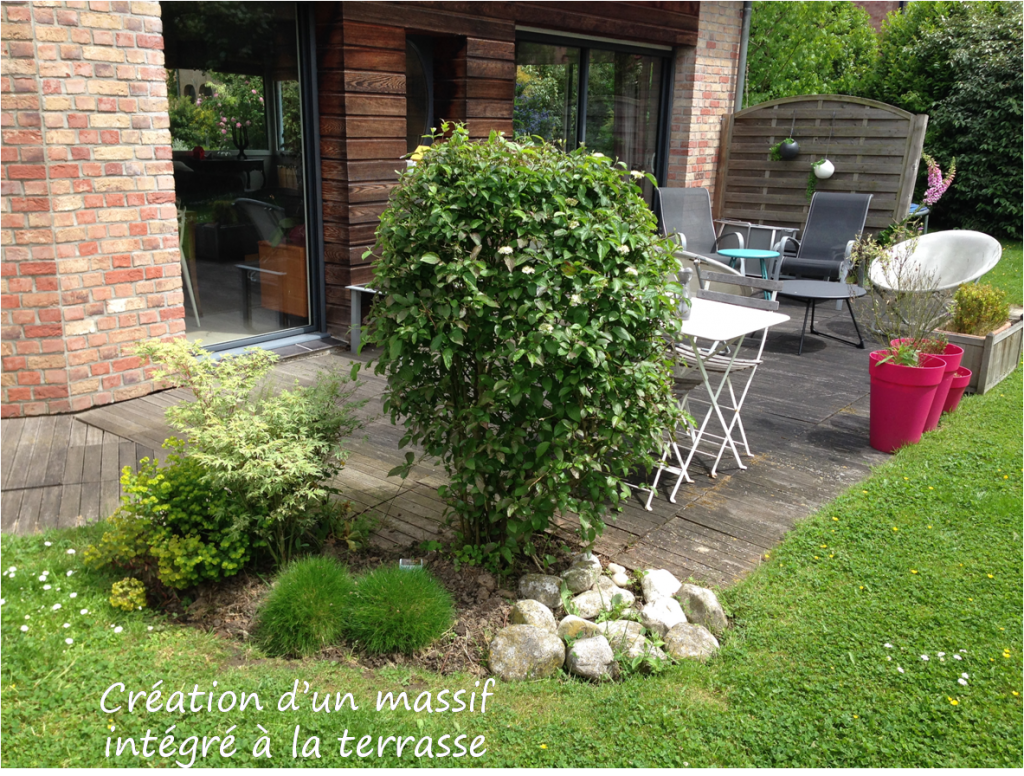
[488,553,726,682]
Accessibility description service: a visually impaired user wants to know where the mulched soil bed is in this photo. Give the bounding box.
[168,537,582,676]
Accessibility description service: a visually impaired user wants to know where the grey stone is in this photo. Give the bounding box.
[556,615,601,641]
[640,597,687,637]
[610,571,631,587]
[607,562,626,575]
[565,636,617,680]
[617,634,669,672]
[663,622,720,660]
[517,574,562,609]
[641,568,682,602]
[676,583,728,635]
[571,581,635,619]
[571,552,603,574]
[596,619,645,649]
[488,625,566,681]
[561,559,601,594]
[510,599,557,633]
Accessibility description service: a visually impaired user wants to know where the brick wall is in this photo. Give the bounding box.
[665,0,743,203]
[1,1,181,418]
[853,1,901,32]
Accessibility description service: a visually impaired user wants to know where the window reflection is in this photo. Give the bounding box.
[164,2,310,347]
[514,42,579,147]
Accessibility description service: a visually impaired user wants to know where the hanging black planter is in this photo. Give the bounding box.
[779,139,800,160]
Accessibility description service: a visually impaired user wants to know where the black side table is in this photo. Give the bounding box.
[779,280,868,355]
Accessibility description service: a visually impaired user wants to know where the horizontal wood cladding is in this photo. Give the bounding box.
[466,38,514,61]
[321,180,398,205]
[321,138,407,162]
[354,1,698,46]
[318,116,406,138]
[344,70,406,95]
[466,100,514,120]
[341,47,406,73]
[322,160,404,183]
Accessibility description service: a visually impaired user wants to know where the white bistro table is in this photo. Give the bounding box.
[645,296,789,509]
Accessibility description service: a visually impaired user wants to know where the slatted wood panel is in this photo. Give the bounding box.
[313,3,697,343]
[715,96,928,235]
[2,305,893,589]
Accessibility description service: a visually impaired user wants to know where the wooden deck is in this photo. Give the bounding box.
[0,298,889,587]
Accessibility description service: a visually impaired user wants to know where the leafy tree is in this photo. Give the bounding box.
[360,124,687,563]
[744,1,878,106]
[932,2,1024,237]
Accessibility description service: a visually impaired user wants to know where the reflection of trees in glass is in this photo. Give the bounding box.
[513,66,575,144]
[279,81,302,156]
[162,2,275,71]
[167,72,268,151]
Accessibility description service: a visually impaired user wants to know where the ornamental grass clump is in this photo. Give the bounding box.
[344,566,455,655]
[254,556,355,658]
[361,123,686,562]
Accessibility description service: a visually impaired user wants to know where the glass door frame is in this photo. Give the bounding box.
[201,3,326,352]
[515,29,675,187]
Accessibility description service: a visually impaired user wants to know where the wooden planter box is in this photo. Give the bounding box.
[937,311,1024,394]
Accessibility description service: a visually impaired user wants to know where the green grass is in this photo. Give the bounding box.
[2,372,1021,767]
[983,240,1022,305]
[345,566,455,655]
[254,556,355,658]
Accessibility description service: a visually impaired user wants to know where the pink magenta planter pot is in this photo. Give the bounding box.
[889,340,965,433]
[942,367,973,415]
[869,351,946,454]
[922,343,964,432]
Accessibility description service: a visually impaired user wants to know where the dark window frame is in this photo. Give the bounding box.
[515,30,674,186]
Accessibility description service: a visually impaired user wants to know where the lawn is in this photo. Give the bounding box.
[986,240,1023,305]
[2,244,1021,768]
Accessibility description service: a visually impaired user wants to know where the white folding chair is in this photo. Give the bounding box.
[644,260,782,509]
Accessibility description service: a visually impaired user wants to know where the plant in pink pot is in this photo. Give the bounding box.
[862,230,955,454]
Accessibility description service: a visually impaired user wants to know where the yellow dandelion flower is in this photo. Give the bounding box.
[927,525,932,529]
[829,554,834,558]
[903,477,909,480]
[820,544,828,549]
[859,585,864,590]
[540,744,548,750]
[853,715,859,719]
[832,517,839,521]
[987,574,994,578]
[814,556,820,560]
[928,486,934,490]
[911,570,918,574]
[892,527,899,532]
[948,698,959,706]
[1013,691,1019,697]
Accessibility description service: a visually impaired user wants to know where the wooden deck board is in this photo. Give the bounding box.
[2,321,896,587]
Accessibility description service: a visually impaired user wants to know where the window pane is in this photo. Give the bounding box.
[585,50,662,178]
[514,42,580,147]
[164,2,311,347]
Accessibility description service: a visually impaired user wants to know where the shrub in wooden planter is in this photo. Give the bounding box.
[937,284,1023,394]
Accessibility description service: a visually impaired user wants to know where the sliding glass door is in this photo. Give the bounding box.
[514,33,671,202]
[163,2,317,347]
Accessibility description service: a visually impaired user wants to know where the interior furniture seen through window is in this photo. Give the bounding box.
[514,33,671,203]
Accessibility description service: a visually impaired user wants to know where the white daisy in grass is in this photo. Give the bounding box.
[44,541,52,547]
[884,643,893,648]
[114,626,123,634]
[921,655,929,661]
[65,638,73,645]
[897,667,905,674]
[69,592,77,599]
[43,585,51,590]
[52,604,62,611]
[953,654,963,661]
[20,625,28,632]
[66,570,74,577]
[958,678,968,686]
[66,549,76,555]
[80,609,89,615]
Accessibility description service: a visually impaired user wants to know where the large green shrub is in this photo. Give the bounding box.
[135,339,365,565]
[254,556,355,658]
[360,124,685,560]
[867,1,1023,237]
[344,566,454,655]
[744,1,878,106]
[84,446,256,590]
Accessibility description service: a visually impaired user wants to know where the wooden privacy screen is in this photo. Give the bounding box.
[714,95,928,234]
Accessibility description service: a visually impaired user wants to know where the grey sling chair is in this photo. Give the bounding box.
[775,192,873,282]
[655,186,746,264]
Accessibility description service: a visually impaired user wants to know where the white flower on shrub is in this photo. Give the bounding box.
[625,267,638,276]
[592,152,604,158]
[521,266,535,274]
[617,244,631,254]
[497,246,513,255]
[569,294,583,306]
[565,198,578,206]
[538,323,554,333]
